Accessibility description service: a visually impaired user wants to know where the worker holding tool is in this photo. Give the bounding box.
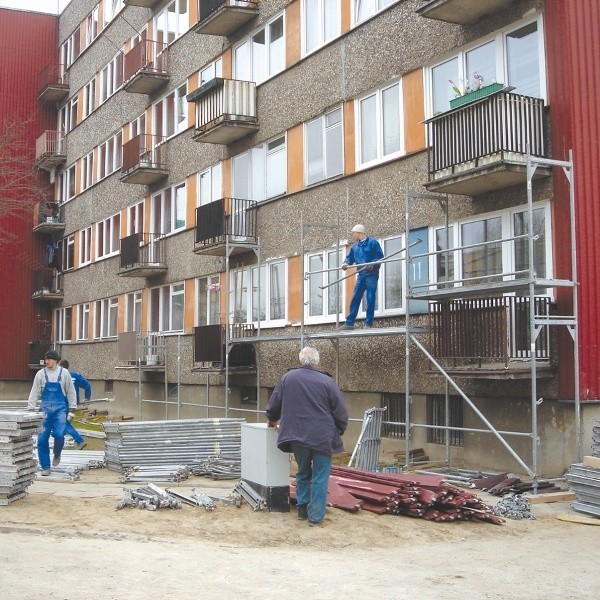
[342,224,384,329]
[266,347,348,526]
[28,350,77,475]
[58,359,90,450]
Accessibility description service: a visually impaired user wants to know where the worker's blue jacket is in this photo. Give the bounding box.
[266,366,348,456]
[344,236,384,274]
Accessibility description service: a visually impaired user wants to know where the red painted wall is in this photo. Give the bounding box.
[545,0,600,400]
[0,9,58,381]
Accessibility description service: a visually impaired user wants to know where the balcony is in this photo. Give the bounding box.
[124,0,162,6]
[35,131,66,171]
[119,232,167,277]
[187,78,258,144]
[32,269,63,301]
[28,340,53,369]
[120,134,168,184]
[193,0,258,37]
[32,201,65,235]
[117,331,166,370]
[193,324,256,370]
[415,0,515,25]
[123,39,169,94]
[37,63,69,103]
[425,91,550,196]
[194,198,258,256]
[428,296,553,378]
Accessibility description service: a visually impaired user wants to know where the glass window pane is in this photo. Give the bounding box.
[465,40,496,91]
[305,0,319,54]
[360,94,377,164]
[436,226,454,284]
[327,250,342,314]
[514,208,545,278]
[384,237,403,309]
[306,118,324,185]
[269,17,284,76]
[325,110,343,179]
[324,0,339,43]
[506,22,540,97]
[432,57,458,114]
[234,42,250,80]
[382,84,401,156]
[175,184,186,229]
[233,153,250,199]
[252,30,266,83]
[461,217,502,282]
[270,263,285,320]
[309,255,323,316]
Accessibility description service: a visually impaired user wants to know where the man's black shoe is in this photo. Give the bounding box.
[297,505,308,520]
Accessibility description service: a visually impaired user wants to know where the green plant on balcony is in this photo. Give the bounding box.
[449,72,504,109]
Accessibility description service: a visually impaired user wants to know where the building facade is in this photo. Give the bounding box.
[19,0,600,477]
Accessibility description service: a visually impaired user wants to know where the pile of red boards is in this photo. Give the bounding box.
[324,466,504,524]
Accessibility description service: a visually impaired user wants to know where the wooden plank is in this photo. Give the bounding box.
[582,455,600,469]
[556,513,600,526]
[524,491,577,504]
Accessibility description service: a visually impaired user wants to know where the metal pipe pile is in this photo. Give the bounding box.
[120,465,190,482]
[565,462,600,517]
[103,418,244,472]
[0,409,44,505]
[191,454,241,479]
[36,450,106,481]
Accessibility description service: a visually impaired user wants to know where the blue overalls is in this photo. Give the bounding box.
[37,368,68,470]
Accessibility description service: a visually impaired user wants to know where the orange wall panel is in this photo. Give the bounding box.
[222,158,232,197]
[341,0,352,33]
[186,173,197,228]
[287,124,304,193]
[403,69,426,154]
[222,49,232,78]
[117,294,125,334]
[343,100,355,175]
[286,0,301,68]
[184,279,195,333]
[287,255,302,323]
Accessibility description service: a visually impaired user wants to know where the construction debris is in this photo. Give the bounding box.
[233,480,267,511]
[565,462,600,518]
[492,493,535,520]
[191,454,241,479]
[36,450,106,481]
[117,483,182,510]
[120,465,190,483]
[348,407,386,471]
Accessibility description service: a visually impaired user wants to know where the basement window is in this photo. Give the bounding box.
[381,392,406,439]
[427,395,464,446]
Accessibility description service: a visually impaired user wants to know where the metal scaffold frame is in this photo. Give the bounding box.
[403,152,580,485]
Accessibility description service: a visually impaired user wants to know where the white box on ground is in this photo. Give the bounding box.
[241,423,289,487]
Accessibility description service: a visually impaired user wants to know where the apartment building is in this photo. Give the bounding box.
[25,0,600,478]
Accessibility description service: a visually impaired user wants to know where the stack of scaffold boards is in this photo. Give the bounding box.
[0,409,44,505]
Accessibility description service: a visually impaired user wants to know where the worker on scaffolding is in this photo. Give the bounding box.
[342,224,384,329]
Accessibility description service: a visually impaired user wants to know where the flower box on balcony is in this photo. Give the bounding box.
[449,82,504,109]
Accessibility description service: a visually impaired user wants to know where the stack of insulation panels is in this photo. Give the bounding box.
[0,409,43,505]
[565,456,600,518]
[593,420,600,457]
[103,418,244,472]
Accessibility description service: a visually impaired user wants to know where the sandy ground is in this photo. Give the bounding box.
[0,466,598,600]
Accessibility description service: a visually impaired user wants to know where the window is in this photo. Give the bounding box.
[100,53,124,104]
[381,393,406,439]
[77,303,90,341]
[94,297,118,339]
[354,0,396,25]
[59,234,75,272]
[60,28,80,72]
[232,135,286,202]
[126,291,142,332]
[130,114,146,138]
[103,0,124,27]
[81,152,94,191]
[155,0,189,45]
[127,201,145,236]
[305,107,343,185]
[97,131,122,180]
[57,165,76,204]
[152,182,186,236]
[305,249,344,322]
[199,58,222,85]
[150,283,184,332]
[96,213,121,259]
[381,235,404,311]
[79,227,92,266]
[433,204,551,288]
[83,80,96,118]
[427,395,464,446]
[240,387,258,405]
[153,84,188,139]
[357,82,403,168]
[233,13,285,84]
[197,164,222,207]
[304,0,340,55]
[59,97,78,134]
[428,17,544,115]
[85,6,99,48]
[55,307,72,343]
[197,276,220,326]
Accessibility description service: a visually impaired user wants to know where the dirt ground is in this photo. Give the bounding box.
[0,465,598,600]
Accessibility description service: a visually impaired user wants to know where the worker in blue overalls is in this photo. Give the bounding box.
[28,350,77,476]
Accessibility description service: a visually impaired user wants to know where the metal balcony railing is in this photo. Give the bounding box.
[194,198,258,250]
[28,340,53,368]
[120,134,168,184]
[193,324,256,368]
[32,269,62,299]
[37,63,69,101]
[429,296,551,367]
[117,331,166,367]
[35,131,66,170]
[123,39,169,94]
[195,0,258,36]
[33,201,65,233]
[119,232,167,276]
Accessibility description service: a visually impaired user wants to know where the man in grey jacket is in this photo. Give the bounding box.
[28,350,77,475]
[266,347,348,526]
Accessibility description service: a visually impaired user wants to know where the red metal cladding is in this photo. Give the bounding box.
[0,9,58,380]
[545,1,600,400]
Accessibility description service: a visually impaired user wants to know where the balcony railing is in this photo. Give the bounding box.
[187,78,258,144]
[35,131,66,171]
[28,340,53,369]
[119,232,167,277]
[37,63,69,102]
[123,39,169,94]
[117,331,166,369]
[120,134,168,184]
[193,0,258,36]
[32,269,63,301]
[194,198,258,255]
[193,324,256,369]
[425,91,549,195]
[415,0,515,25]
[429,296,551,372]
[124,0,162,6]
[33,201,65,234]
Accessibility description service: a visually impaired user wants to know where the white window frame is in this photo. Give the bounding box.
[58,165,76,204]
[59,234,75,272]
[126,291,143,332]
[196,275,221,327]
[304,248,345,324]
[150,283,185,333]
[59,96,78,134]
[353,0,397,26]
[303,0,341,56]
[305,106,343,186]
[152,182,186,236]
[83,79,96,118]
[103,0,124,27]
[97,131,122,181]
[152,83,188,140]
[94,297,119,340]
[154,0,189,46]
[99,52,124,105]
[79,226,92,266]
[60,28,80,72]
[233,13,285,85]
[55,306,72,343]
[130,114,146,138]
[356,80,404,170]
[379,234,406,314]
[95,213,121,260]
[81,151,94,191]
[127,201,145,236]
[77,303,90,341]
[85,6,99,49]
[197,164,222,207]
[199,58,223,86]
